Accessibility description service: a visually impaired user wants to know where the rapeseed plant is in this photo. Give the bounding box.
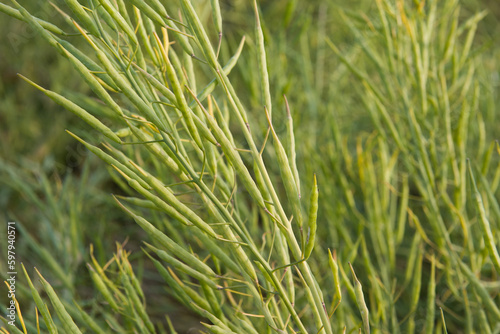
[0,0,499,333]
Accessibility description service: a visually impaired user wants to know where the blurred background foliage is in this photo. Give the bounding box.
[0,0,499,333]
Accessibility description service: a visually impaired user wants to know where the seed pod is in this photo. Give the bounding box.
[265,108,303,232]
[2,2,65,35]
[117,197,216,278]
[254,0,272,119]
[349,263,370,334]
[58,46,124,117]
[118,265,155,333]
[113,167,193,227]
[21,264,58,334]
[284,96,300,198]
[468,160,500,274]
[62,0,99,36]
[200,280,223,320]
[35,268,83,334]
[145,243,218,290]
[328,249,341,305]
[153,32,203,149]
[191,37,245,108]
[130,0,194,56]
[87,264,120,312]
[19,75,122,144]
[97,0,138,45]
[210,0,223,41]
[303,174,319,260]
[72,301,106,333]
[459,260,500,320]
[180,0,217,67]
[201,323,237,334]
[66,131,150,190]
[425,254,436,334]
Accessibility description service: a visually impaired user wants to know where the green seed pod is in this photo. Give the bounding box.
[328,249,342,305]
[97,0,138,44]
[425,255,436,334]
[284,96,300,198]
[66,131,151,190]
[191,37,245,108]
[254,0,272,119]
[128,0,194,57]
[21,265,58,334]
[459,261,500,320]
[72,301,106,333]
[1,2,65,35]
[117,198,216,278]
[303,174,319,260]
[87,264,121,312]
[180,0,217,67]
[62,0,99,36]
[266,109,303,232]
[349,263,370,334]
[468,160,500,274]
[58,46,124,117]
[146,243,218,290]
[210,0,223,57]
[200,280,223,320]
[35,268,83,334]
[119,266,155,333]
[115,169,193,227]
[19,75,122,144]
[153,33,203,149]
[201,323,237,334]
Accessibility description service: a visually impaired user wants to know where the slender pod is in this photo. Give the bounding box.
[284,96,300,197]
[21,265,58,334]
[35,268,82,334]
[468,160,500,274]
[304,174,319,259]
[72,21,168,132]
[153,32,203,149]
[200,280,224,321]
[66,131,151,190]
[129,163,219,238]
[190,36,246,108]
[118,264,155,333]
[87,264,121,312]
[425,254,436,334]
[97,0,138,45]
[62,0,99,36]
[180,0,217,67]
[56,38,118,91]
[253,0,272,118]
[58,45,124,117]
[458,261,500,320]
[185,86,266,209]
[72,302,106,333]
[146,253,193,307]
[129,0,195,55]
[19,75,122,144]
[349,263,370,334]
[145,243,219,290]
[115,196,217,278]
[265,107,303,232]
[328,249,342,310]
[1,2,65,35]
[134,8,160,66]
[210,0,223,57]
[112,166,193,227]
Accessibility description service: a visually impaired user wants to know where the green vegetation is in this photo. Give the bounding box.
[0,0,499,333]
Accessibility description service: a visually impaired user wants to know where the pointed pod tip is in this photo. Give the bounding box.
[17,74,46,92]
